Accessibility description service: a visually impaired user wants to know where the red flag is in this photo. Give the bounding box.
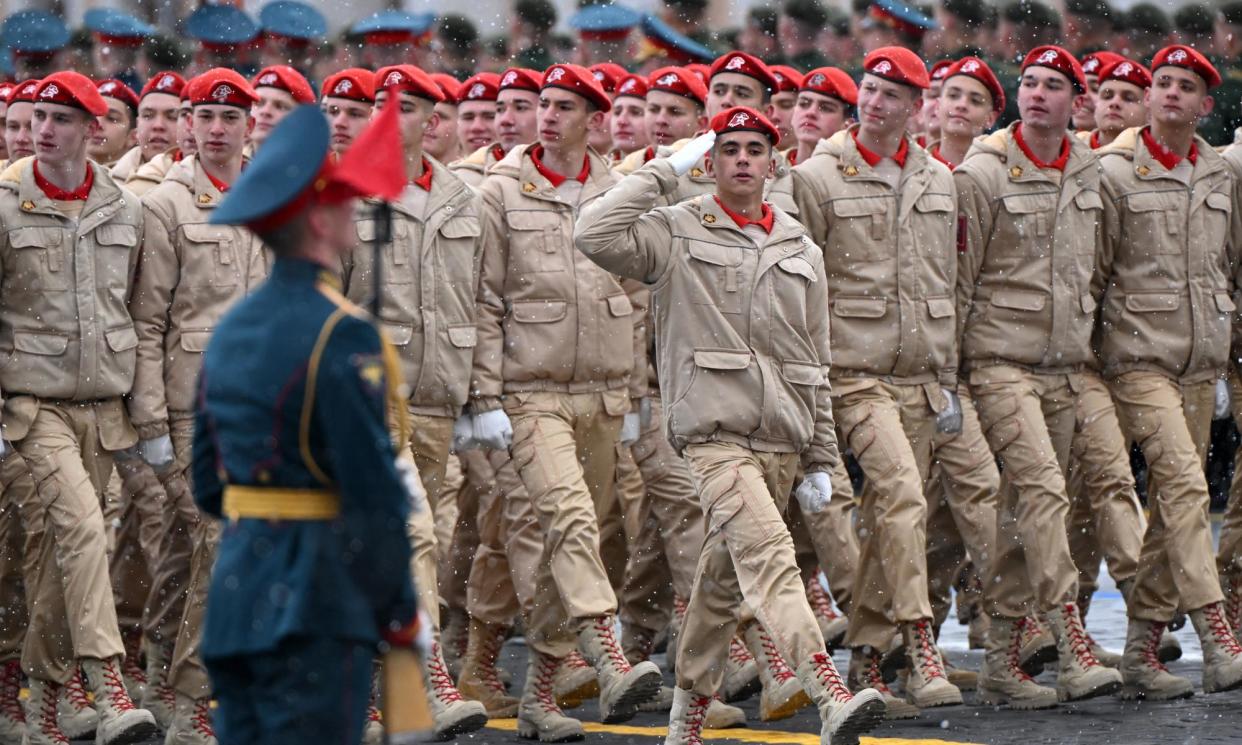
[331,93,405,201]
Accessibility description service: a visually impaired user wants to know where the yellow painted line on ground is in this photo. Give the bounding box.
[485,717,984,745]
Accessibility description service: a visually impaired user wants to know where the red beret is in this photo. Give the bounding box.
[1081,51,1125,78]
[686,64,710,85]
[944,56,1005,113]
[431,73,462,104]
[253,65,315,104]
[8,79,39,106]
[710,52,778,92]
[800,67,858,106]
[648,66,708,105]
[376,65,445,103]
[769,65,803,94]
[322,68,375,103]
[710,105,780,146]
[589,62,627,94]
[929,59,953,83]
[97,79,139,112]
[0,83,13,103]
[542,63,612,112]
[1098,58,1151,90]
[35,72,108,116]
[863,46,930,89]
[459,72,501,103]
[1021,46,1087,93]
[499,67,542,93]
[188,69,259,108]
[140,71,186,100]
[1151,44,1221,89]
[615,73,649,100]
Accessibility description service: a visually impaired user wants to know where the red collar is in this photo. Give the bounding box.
[204,166,232,194]
[33,160,93,201]
[929,145,956,171]
[410,157,433,192]
[713,195,774,234]
[1013,123,1070,172]
[643,146,655,163]
[490,144,505,162]
[787,149,798,167]
[916,134,928,149]
[1089,130,1102,150]
[852,131,909,169]
[1141,127,1198,171]
[172,149,185,162]
[528,143,590,188]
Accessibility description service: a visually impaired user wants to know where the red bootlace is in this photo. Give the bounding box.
[812,652,852,703]
[1139,621,1169,671]
[1226,579,1242,633]
[534,655,565,714]
[478,626,509,694]
[122,633,148,686]
[728,636,754,666]
[0,661,24,723]
[592,618,633,673]
[64,669,93,712]
[99,659,138,712]
[192,698,215,737]
[158,683,176,711]
[681,694,710,745]
[1007,619,1035,681]
[1204,604,1242,655]
[911,619,946,680]
[1060,604,1102,669]
[806,578,840,622]
[428,644,466,703]
[757,628,797,683]
[861,653,895,696]
[38,684,69,745]
[565,651,593,671]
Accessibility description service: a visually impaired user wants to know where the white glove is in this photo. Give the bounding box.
[394,457,427,514]
[794,471,833,514]
[134,435,174,469]
[1215,379,1232,420]
[667,131,716,176]
[472,409,513,450]
[450,414,477,452]
[619,413,641,444]
[936,389,963,435]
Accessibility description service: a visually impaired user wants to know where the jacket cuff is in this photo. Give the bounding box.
[468,397,504,415]
[134,420,170,441]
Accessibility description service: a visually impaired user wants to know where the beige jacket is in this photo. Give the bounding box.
[0,157,143,425]
[126,151,179,197]
[575,158,838,472]
[1097,126,1242,384]
[128,156,270,439]
[342,158,481,418]
[109,146,145,184]
[792,126,958,387]
[471,143,643,411]
[449,143,504,190]
[954,124,1104,374]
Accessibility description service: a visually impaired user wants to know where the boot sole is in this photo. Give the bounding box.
[1057,678,1122,702]
[1118,683,1194,701]
[1019,645,1058,678]
[600,668,662,724]
[830,695,887,745]
[905,690,963,708]
[977,686,1058,710]
[433,710,489,740]
[758,689,811,722]
[1203,674,1242,694]
[98,718,158,745]
[517,720,585,743]
[882,701,921,720]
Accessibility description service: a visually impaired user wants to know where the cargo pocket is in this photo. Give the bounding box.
[686,241,745,314]
[830,196,890,262]
[9,226,70,290]
[182,223,241,287]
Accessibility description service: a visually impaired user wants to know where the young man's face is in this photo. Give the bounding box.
[496,89,538,152]
[5,102,36,161]
[645,90,704,146]
[33,102,96,169]
[375,89,437,152]
[706,130,773,200]
[537,87,598,150]
[136,92,179,161]
[250,86,297,148]
[1095,80,1148,134]
[587,106,613,155]
[1074,74,1100,130]
[792,91,850,149]
[456,100,497,153]
[939,75,996,139]
[856,74,921,140]
[769,90,798,146]
[321,96,373,154]
[1147,66,1213,130]
[177,102,197,156]
[88,97,135,163]
[707,73,765,117]
[921,81,943,136]
[425,101,460,162]
[1017,67,1079,131]
[192,104,251,166]
[610,97,648,154]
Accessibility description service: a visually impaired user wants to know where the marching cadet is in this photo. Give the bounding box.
[609,74,650,161]
[126,86,198,198]
[0,70,156,745]
[127,69,269,744]
[1096,45,1242,698]
[455,72,501,160]
[88,79,138,168]
[339,63,488,740]
[192,103,422,745]
[450,68,541,190]
[641,66,708,152]
[427,73,464,164]
[954,45,1122,708]
[575,105,886,745]
[1076,52,1125,133]
[791,46,963,712]
[588,63,627,158]
[4,80,39,167]
[769,66,803,149]
[250,65,315,152]
[465,63,659,741]
[788,67,857,166]
[320,68,375,156]
[1081,58,1150,148]
[111,71,186,183]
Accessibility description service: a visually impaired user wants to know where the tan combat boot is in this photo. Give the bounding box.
[141,642,175,730]
[846,647,919,720]
[1085,629,1122,668]
[578,616,662,723]
[517,651,585,743]
[165,692,217,745]
[1190,601,1242,693]
[57,667,99,740]
[638,686,674,713]
[806,577,848,649]
[24,677,69,745]
[720,634,760,702]
[795,652,886,745]
[0,659,24,742]
[622,624,657,666]
[1017,615,1057,676]
[440,607,470,681]
[901,620,962,708]
[662,688,709,745]
[553,651,598,709]
[1046,603,1122,702]
[940,647,978,692]
[704,697,746,728]
[666,595,687,675]
[1223,573,1242,638]
[120,629,148,705]
[976,617,1057,710]
[740,621,811,722]
[968,612,989,651]
[81,657,158,745]
[425,642,488,739]
[457,619,519,718]
[1119,618,1193,700]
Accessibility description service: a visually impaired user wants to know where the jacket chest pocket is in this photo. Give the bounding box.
[1196,192,1232,259]
[772,253,817,327]
[913,192,955,262]
[94,223,138,289]
[995,193,1057,255]
[507,210,567,274]
[829,197,891,262]
[686,240,746,314]
[1124,191,1185,255]
[181,223,241,287]
[8,226,71,291]
[436,217,480,285]
[356,218,416,285]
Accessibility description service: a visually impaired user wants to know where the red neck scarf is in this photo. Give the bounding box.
[490,144,505,162]
[204,167,232,194]
[33,160,93,201]
[1089,130,1102,150]
[1141,127,1198,171]
[713,195,774,234]
[1014,123,1070,172]
[852,130,909,168]
[410,157,433,192]
[929,144,956,171]
[528,144,590,188]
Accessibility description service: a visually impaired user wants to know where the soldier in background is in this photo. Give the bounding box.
[1123,3,1171,65]
[321,68,376,156]
[89,79,138,168]
[511,0,558,72]
[780,0,831,70]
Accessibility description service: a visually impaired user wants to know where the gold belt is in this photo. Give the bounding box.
[223,486,340,521]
